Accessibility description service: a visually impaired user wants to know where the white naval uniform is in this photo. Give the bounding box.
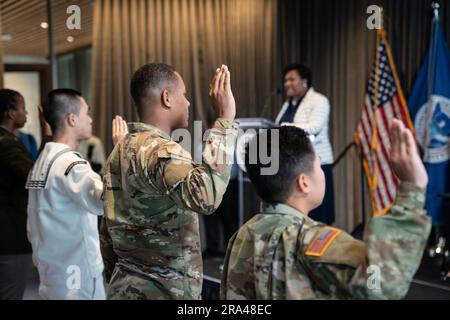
[26,142,105,300]
[275,88,334,165]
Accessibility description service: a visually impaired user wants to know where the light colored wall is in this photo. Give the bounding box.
[4,72,42,145]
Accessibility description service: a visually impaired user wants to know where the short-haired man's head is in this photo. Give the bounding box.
[130,63,179,116]
[283,64,312,88]
[0,89,23,123]
[44,89,82,133]
[245,126,315,203]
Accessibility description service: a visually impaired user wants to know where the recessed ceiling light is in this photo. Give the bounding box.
[67,36,75,43]
[40,22,49,29]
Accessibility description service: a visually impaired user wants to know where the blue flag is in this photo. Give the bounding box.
[408,18,450,226]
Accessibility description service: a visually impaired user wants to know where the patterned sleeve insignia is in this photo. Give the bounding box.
[305,226,341,257]
[64,160,88,176]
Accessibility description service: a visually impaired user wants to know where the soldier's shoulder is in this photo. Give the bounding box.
[130,133,194,189]
[242,213,282,234]
[238,213,303,244]
[227,214,268,248]
[132,131,192,163]
[300,222,366,268]
[155,140,192,163]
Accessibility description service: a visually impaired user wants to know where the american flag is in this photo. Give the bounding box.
[355,30,414,217]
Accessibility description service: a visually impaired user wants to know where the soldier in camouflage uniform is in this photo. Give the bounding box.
[221,121,431,299]
[101,63,238,299]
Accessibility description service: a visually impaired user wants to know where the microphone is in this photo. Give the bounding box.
[259,88,282,119]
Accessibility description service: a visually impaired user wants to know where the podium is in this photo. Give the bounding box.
[201,118,277,300]
[234,118,277,227]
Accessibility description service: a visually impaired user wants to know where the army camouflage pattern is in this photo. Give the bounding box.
[101,119,238,300]
[220,182,431,300]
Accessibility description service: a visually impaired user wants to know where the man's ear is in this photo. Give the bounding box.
[6,108,16,120]
[67,113,77,127]
[296,173,311,194]
[161,89,171,109]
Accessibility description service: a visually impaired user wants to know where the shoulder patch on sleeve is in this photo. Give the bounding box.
[305,226,341,257]
[65,160,88,176]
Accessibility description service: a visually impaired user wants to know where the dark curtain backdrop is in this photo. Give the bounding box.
[92,0,279,149]
[279,0,450,231]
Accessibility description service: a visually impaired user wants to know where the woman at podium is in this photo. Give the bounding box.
[275,64,335,224]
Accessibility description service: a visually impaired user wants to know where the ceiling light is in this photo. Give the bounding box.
[40,22,49,29]
[66,36,75,43]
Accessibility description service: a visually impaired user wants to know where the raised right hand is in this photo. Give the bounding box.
[209,65,236,121]
[389,119,428,189]
[38,105,52,136]
[112,115,128,145]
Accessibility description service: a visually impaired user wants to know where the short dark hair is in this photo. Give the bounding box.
[44,89,82,133]
[130,63,179,116]
[245,126,315,203]
[283,64,313,88]
[0,89,23,121]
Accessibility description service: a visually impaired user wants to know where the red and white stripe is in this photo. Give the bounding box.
[356,94,408,215]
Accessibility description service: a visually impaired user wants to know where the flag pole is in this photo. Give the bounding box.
[423,2,440,161]
[371,7,383,151]
[429,3,439,99]
[369,7,384,215]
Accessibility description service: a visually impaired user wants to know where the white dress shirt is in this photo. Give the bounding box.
[276,88,334,165]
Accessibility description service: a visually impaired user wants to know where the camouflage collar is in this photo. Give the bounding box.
[127,122,171,140]
[261,202,307,218]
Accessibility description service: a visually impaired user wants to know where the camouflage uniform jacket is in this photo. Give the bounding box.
[220,182,431,299]
[101,119,238,300]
